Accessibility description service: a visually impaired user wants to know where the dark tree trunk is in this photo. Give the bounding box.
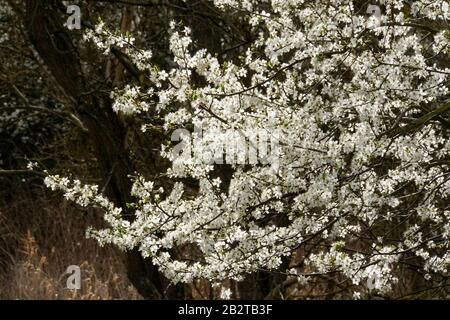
[22,0,183,299]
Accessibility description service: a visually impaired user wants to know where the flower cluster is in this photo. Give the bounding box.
[47,0,449,296]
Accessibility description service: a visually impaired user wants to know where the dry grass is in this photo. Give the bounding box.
[0,188,141,300]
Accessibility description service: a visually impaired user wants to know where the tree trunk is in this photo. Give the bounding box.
[22,0,181,299]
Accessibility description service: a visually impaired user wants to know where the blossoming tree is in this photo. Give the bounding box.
[20,0,450,299]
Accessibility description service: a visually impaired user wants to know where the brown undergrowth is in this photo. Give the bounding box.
[0,192,141,300]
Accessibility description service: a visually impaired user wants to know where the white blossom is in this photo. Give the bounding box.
[45,0,450,295]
